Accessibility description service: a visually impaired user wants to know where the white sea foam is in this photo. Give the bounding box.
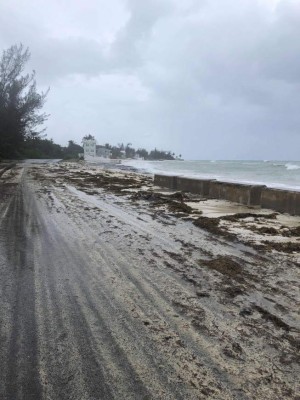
[285,163,300,170]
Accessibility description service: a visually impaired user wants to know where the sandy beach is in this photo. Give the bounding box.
[0,160,299,399]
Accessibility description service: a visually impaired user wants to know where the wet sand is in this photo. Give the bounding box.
[0,161,299,399]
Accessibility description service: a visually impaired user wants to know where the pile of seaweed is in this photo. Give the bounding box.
[131,191,198,215]
[193,213,300,253]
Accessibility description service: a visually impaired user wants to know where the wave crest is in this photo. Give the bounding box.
[285,163,300,170]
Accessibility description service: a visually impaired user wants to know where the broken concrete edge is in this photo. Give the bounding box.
[153,174,300,216]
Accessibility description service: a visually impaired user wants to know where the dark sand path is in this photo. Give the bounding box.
[0,163,299,399]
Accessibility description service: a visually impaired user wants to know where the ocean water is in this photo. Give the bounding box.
[122,160,300,191]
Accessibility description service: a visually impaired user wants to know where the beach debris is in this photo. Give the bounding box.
[196,291,210,298]
[193,211,300,254]
[252,226,280,235]
[239,307,253,317]
[131,190,195,215]
[199,256,242,279]
[10,161,299,398]
[288,226,300,237]
[222,342,244,360]
[254,305,290,331]
[261,241,300,253]
[193,216,220,232]
[193,216,235,240]
[220,212,278,222]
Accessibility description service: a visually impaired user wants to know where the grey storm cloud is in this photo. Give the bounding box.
[30,37,107,81]
[0,0,300,159]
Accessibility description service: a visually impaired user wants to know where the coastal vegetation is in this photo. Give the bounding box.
[0,44,84,160]
[0,44,49,160]
[103,142,180,160]
[0,44,178,161]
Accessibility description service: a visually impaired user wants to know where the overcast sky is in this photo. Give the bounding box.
[1,0,300,160]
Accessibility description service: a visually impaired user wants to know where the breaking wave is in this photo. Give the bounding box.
[285,163,300,170]
[122,159,300,191]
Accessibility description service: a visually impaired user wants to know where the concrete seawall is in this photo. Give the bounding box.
[209,181,265,206]
[261,188,300,215]
[154,174,300,216]
[154,175,178,190]
[176,177,212,196]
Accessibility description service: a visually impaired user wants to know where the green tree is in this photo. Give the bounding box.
[63,140,83,159]
[125,143,135,158]
[111,146,122,158]
[82,134,95,141]
[136,148,148,159]
[0,44,49,159]
[148,148,174,160]
[22,137,63,159]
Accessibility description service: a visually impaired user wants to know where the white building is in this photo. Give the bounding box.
[82,137,111,159]
[82,137,97,157]
[96,146,111,158]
